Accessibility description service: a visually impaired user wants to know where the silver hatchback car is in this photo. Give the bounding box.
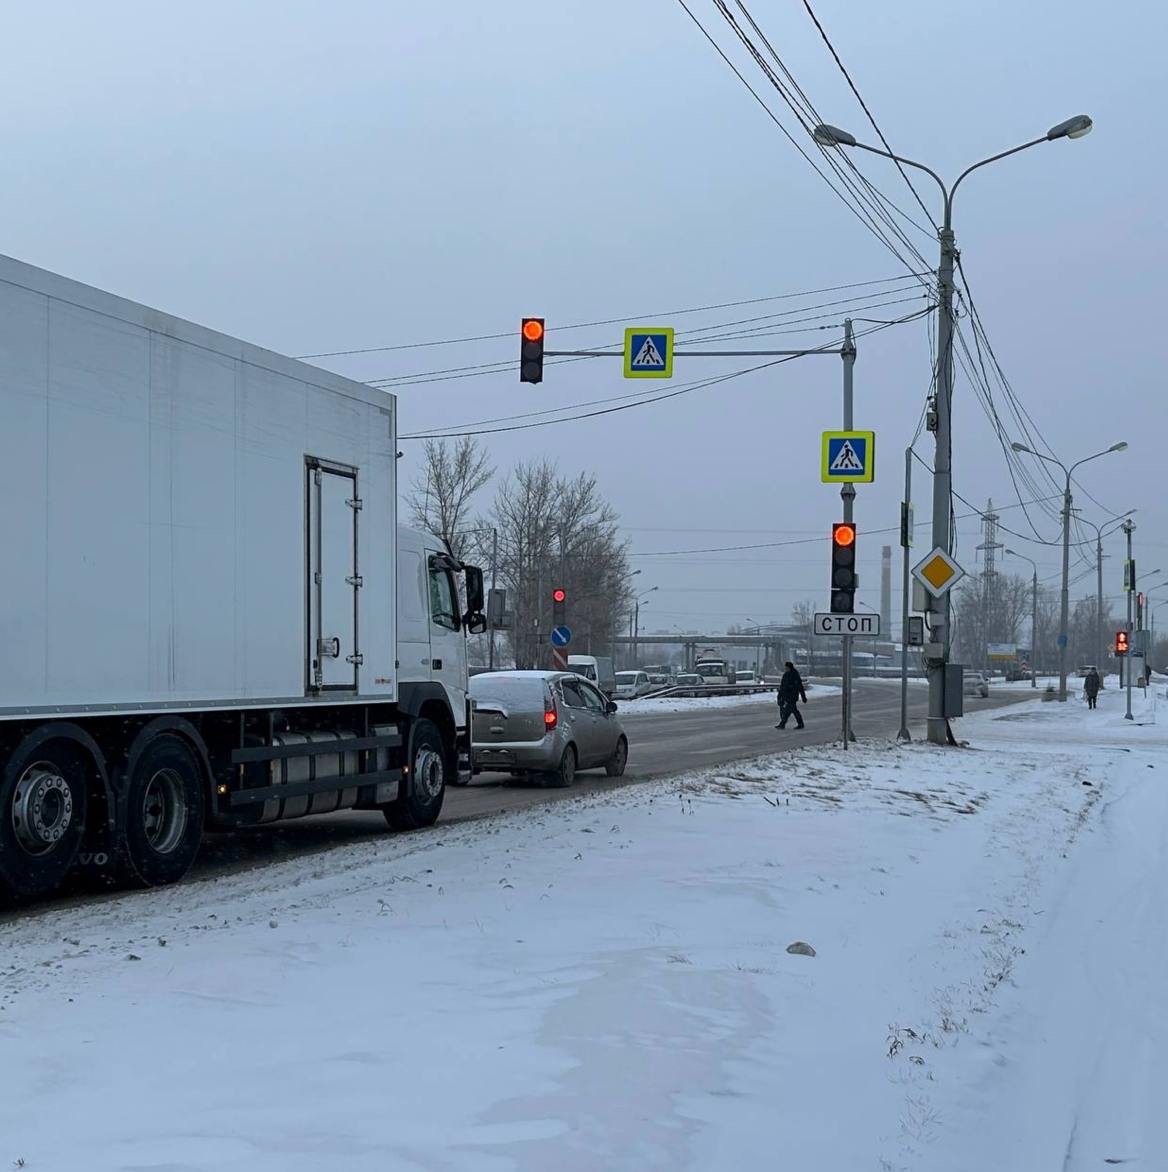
[470,670,628,787]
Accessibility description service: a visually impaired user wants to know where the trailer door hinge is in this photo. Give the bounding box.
[347,497,363,511]
[346,653,364,666]
[346,574,364,588]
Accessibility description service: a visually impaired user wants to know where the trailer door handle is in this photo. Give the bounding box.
[432,659,443,670]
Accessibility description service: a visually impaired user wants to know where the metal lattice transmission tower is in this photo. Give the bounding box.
[976,499,1004,661]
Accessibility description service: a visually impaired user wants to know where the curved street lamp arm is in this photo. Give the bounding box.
[948,137,1049,224]
[849,141,948,225]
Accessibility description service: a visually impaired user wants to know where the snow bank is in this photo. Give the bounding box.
[1,685,1162,1170]
[617,682,840,715]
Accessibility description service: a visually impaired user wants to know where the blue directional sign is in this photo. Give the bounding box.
[624,326,674,379]
[551,625,572,647]
[821,430,875,483]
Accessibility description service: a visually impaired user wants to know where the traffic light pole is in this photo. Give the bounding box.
[898,446,913,740]
[840,319,856,749]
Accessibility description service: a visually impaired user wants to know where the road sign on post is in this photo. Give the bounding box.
[912,548,965,598]
[814,613,880,637]
[551,625,572,648]
[821,431,875,483]
[623,327,674,378]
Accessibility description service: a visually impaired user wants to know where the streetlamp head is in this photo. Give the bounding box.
[1047,114,1093,141]
[1109,441,1129,453]
[1011,441,1033,454]
[812,123,857,148]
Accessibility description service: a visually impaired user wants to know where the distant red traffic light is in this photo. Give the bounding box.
[552,588,566,604]
[522,319,545,342]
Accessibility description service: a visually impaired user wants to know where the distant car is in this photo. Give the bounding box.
[614,670,653,699]
[470,671,628,786]
[735,670,757,684]
[675,673,703,688]
[963,671,990,699]
[647,672,671,689]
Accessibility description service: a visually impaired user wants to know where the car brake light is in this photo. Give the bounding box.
[544,700,558,730]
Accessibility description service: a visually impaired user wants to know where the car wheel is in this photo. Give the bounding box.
[605,736,628,778]
[383,718,447,830]
[546,745,576,789]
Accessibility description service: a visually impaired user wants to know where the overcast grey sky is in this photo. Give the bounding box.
[3,1,1163,634]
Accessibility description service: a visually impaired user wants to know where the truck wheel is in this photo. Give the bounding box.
[605,737,628,778]
[546,745,577,789]
[0,739,90,900]
[384,718,446,831]
[120,735,205,887]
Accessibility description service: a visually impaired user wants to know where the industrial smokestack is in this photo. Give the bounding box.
[880,545,892,635]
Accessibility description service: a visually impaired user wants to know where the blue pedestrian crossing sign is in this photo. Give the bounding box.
[821,430,875,483]
[551,625,572,647]
[624,326,674,379]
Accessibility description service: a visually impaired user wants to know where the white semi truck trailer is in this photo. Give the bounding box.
[0,254,485,900]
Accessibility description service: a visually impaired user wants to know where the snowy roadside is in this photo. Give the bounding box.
[616,682,840,715]
[0,687,1162,1171]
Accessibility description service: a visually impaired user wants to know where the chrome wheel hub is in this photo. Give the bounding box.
[142,768,188,855]
[11,763,73,856]
[414,747,444,800]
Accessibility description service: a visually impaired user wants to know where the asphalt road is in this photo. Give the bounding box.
[7,681,1020,917]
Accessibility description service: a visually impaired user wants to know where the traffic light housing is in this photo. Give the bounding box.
[552,587,566,627]
[830,522,857,613]
[1116,629,1130,656]
[520,318,545,384]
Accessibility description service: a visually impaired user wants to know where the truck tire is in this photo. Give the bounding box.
[605,736,628,778]
[383,718,446,831]
[0,738,90,900]
[545,745,577,789]
[120,735,205,888]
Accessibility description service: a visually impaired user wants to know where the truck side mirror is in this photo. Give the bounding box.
[463,565,485,614]
[465,613,487,635]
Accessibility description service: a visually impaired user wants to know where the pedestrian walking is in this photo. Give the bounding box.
[776,661,808,730]
[1084,666,1101,710]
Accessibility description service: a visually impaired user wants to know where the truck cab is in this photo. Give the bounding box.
[395,528,486,778]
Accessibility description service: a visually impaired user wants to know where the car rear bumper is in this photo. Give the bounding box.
[472,734,560,773]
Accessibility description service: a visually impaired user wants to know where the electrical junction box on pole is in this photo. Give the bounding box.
[623,327,673,379]
[814,613,880,637]
[912,547,965,598]
[821,431,875,483]
[944,664,965,719]
[906,616,925,646]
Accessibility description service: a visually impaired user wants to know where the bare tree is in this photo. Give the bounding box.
[407,437,494,562]
[791,599,816,673]
[954,572,1033,669]
[486,459,631,669]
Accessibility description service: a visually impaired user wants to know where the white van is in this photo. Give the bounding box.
[614,670,653,699]
[567,655,617,696]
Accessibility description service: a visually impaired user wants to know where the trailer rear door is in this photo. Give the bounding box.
[307,459,360,691]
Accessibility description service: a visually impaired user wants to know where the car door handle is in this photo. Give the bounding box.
[432,659,442,669]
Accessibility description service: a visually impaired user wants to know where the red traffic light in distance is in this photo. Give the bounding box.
[833,522,856,547]
[1116,630,1130,654]
[552,588,567,604]
[522,319,545,342]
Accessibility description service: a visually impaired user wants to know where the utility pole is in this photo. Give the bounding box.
[1124,517,1135,721]
[813,112,1094,743]
[487,527,498,671]
[898,447,913,739]
[840,318,856,749]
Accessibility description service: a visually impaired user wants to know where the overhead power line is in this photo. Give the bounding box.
[293,272,924,360]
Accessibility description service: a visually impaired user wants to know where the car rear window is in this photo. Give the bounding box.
[470,676,547,706]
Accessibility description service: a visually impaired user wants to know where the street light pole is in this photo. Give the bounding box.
[1123,518,1135,720]
[1011,442,1128,700]
[814,114,1093,743]
[1005,549,1039,688]
[1074,511,1136,684]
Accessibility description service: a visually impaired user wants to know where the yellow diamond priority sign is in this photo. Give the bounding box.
[912,547,965,598]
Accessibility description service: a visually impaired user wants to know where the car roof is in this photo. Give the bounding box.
[471,670,572,680]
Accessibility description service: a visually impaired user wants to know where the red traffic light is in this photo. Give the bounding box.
[552,588,567,604]
[833,522,856,547]
[522,319,545,342]
[1116,630,1130,654]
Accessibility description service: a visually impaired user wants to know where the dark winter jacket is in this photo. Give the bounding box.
[1084,670,1101,698]
[779,668,807,703]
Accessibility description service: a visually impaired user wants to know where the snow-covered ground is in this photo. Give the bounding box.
[616,681,840,715]
[1,685,1163,1171]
